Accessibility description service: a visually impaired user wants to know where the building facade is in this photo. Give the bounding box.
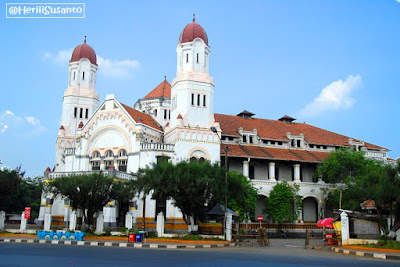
[41,18,389,230]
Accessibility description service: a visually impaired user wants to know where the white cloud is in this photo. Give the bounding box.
[298,74,362,118]
[1,125,8,133]
[25,116,40,126]
[43,49,140,78]
[42,49,73,66]
[97,56,140,78]
[0,111,46,136]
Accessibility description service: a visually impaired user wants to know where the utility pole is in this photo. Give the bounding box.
[210,126,229,240]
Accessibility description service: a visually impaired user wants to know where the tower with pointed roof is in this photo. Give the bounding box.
[165,16,220,163]
[55,37,99,172]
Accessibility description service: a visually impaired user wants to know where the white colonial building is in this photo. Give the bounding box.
[41,18,390,231]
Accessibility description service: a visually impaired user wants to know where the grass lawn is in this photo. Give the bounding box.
[352,240,400,250]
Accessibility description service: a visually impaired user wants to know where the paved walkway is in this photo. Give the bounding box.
[306,244,400,261]
[0,235,235,249]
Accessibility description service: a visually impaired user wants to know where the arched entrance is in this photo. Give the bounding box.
[302,197,318,223]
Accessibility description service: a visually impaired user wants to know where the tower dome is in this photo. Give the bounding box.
[70,37,97,65]
[179,15,208,46]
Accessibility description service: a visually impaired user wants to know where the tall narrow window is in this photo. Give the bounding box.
[203,95,206,107]
[186,54,189,63]
[80,108,83,118]
[196,53,199,63]
[154,109,157,117]
[191,94,195,105]
[85,109,89,119]
[73,72,76,80]
[168,110,170,119]
[74,107,77,118]
[243,135,247,143]
[197,94,200,106]
[164,109,167,119]
[82,72,85,80]
[249,136,253,144]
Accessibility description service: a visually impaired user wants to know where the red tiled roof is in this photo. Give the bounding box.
[361,199,376,209]
[144,78,171,99]
[179,16,208,45]
[215,113,386,151]
[121,103,162,131]
[70,37,97,65]
[226,144,329,163]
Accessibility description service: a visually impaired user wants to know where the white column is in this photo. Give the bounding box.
[69,211,77,231]
[95,211,104,234]
[114,161,119,171]
[242,160,249,178]
[268,162,276,181]
[341,211,350,245]
[100,161,105,171]
[294,164,301,182]
[103,202,117,227]
[0,211,6,230]
[64,203,71,227]
[225,213,233,241]
[125,212,133,231]
[156,212,165,237]
[44,213,52,231]
[20,212,27,232]
[37,195,47,225]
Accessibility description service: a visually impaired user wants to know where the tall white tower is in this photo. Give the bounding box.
[165,16,221,163]
[55,37,99,171]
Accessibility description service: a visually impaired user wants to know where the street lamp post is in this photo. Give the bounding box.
[210,126,229,240]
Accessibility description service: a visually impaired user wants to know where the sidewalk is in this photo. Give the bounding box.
[0,234,236,249]
[306,244,400,261]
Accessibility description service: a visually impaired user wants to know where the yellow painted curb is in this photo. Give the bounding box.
[343,245,400,254]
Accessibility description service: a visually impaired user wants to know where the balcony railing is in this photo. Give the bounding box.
[251,180,334,188]
[47,170,134,181]
[140,143,174,152]
[64,148,76,155]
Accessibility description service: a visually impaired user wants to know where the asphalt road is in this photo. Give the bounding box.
[0,241,398,266]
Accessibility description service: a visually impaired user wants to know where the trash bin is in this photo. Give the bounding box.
[325,233,333,246]
[128,233,136,243]
[135,233,142,243]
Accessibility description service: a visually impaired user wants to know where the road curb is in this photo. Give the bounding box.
[0,238,237,249]
[306,245,400,261]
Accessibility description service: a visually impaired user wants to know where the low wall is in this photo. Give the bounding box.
[342,238,378,245]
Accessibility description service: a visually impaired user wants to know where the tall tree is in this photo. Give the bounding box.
[227,171,258,221]
[47,173,114,229]
[263,181,302,231]
[316,148,400,237]
[0,168,22,209]
[134,160,225,233]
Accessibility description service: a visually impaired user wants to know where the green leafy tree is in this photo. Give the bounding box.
[263,181,302,231]
[47,173,114,229]
[111,180,136,226]
[134,160,225,233]
[0,168,22,209]
[316,148,400,237]
[227,171,258,221]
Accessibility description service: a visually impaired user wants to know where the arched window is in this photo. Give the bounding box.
[119,149,127,157]
[105,150,114,158]
[190,157,197,163]
[92,151,101,158]
[199,157,205,164]
[91,151,101,171]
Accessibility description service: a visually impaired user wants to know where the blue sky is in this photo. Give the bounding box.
[0,0,399,177]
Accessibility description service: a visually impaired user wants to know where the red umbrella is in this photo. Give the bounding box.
[317,218,334,228]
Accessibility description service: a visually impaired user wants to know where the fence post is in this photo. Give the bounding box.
[0,211,5,230]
